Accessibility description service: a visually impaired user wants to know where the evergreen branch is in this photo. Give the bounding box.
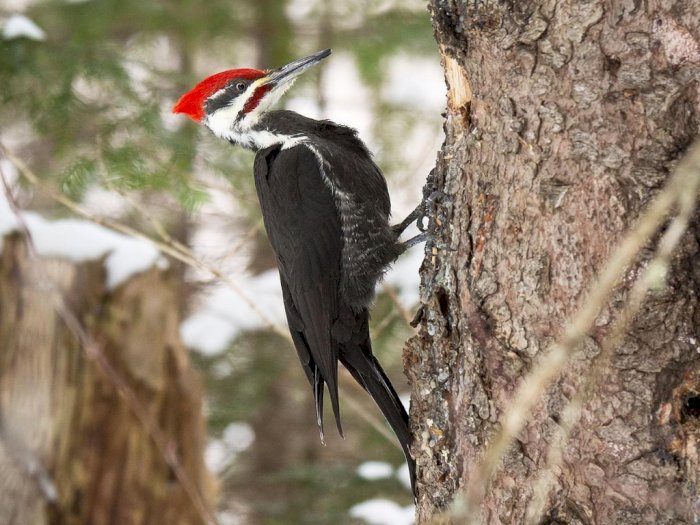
[1,142,290,340]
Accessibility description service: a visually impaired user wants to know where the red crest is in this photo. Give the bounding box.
[172,68,266,122]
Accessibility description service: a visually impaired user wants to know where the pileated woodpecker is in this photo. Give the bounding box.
[173,49,424,496]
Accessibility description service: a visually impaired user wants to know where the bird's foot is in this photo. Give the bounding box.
[393,190,451,237]
[402,232,429,250]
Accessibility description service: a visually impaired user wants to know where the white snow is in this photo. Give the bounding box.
[3,14,46,41]
[22,215,164,288]
[205,439,228,474]
[82,186,130,218]
[222,421,255,453]
[180,270,287,355]
[382,54,446,111]
[384,242,423,308]
[0,183,166,289]
[399,393,411,412]
[395,463,412,492]
[349,499,414,525]
[205,422,255,474]
[217,510,245,525]
[357,461,394,480]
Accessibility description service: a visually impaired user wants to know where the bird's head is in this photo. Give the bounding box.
[172,49,331,147]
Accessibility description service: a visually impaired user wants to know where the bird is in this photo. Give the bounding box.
[173,48,426,497]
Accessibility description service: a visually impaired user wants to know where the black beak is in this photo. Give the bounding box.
[267,49,332,85]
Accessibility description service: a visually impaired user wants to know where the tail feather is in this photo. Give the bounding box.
[312,363,344,442]
[327,364,344,439]
[313,367,325,444]
[340,348,416,498]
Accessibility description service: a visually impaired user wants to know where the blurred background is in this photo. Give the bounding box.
[0,0,444,523]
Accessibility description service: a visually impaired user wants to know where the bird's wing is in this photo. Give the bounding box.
[254,144,344,438]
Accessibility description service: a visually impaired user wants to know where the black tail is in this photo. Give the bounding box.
[340,344,417,498]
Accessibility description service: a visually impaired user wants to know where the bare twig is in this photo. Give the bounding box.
[340,372,399,445]
[464,141,700,513]
[1,143,290,340]
[1,165,219,524]
[1,143,407,456]
[524,142,700,524]
[422,140,700,524]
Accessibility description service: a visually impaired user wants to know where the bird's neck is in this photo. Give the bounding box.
[220,110,314,152]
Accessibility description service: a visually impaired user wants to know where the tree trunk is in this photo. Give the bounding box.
[0,234,213,525]
[408,1,700,523]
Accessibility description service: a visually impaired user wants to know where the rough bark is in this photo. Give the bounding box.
[0,234,212,525]
[407,1,700,523]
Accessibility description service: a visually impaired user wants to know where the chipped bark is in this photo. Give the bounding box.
[0,234,212,525]
[407,0,700,523]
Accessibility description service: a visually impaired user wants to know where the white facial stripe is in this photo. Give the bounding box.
[204,77,299,149]
[240,79,296,127]
[205,79,264,140]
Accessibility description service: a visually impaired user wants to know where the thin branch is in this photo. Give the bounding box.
[1,142,407,457]
[421,140,700,525]
[95,141,266,282]
[1,142,290,340]
[340,372,399,446]
[464,140,700,512]
[2,165,216,524]
[370,308,400,341]
[96,142,193,259]
[524,143,700,524]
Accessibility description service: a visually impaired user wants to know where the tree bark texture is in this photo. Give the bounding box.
[0,235,212,525]
[407,1,699,523]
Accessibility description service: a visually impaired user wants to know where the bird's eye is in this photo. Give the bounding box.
[236,82,246,92]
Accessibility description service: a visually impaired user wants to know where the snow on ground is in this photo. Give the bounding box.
[181,245,425,356]
[205,421,255,474]
[357,461,394,481]
[384,241,424,308]
[0,173,166,289]
[180,269,288,356]
[180,242,425,356]
[395,463,412,492]
[349,499,414,525]
[2,14,46,41]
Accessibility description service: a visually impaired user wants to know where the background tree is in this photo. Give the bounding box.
[407,0,700,523]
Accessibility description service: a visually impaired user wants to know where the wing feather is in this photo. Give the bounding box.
[254,144,344,436]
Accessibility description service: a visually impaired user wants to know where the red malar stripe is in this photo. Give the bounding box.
[243,84,273,115]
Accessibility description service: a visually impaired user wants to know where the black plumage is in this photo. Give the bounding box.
[253,113,415,494]
[172,49,421,498]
